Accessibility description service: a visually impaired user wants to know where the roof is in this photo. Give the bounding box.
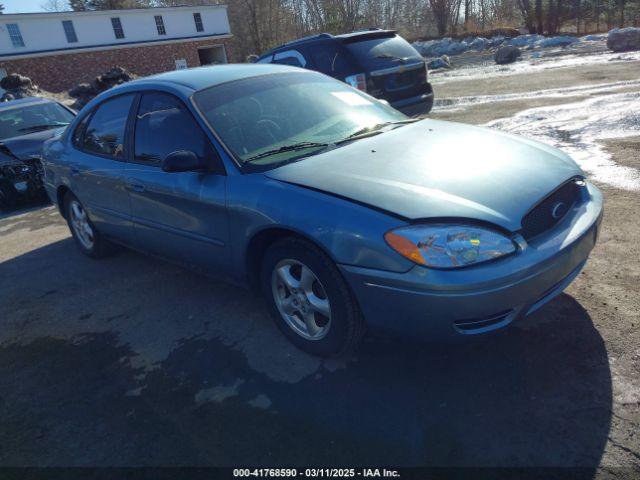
[334,29,395,39]
[0,4,227,19]
[260,29,396,57]
[0,97,56,111]
[133,63,305,91]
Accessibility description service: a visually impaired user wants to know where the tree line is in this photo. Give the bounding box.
[45,0,640,59]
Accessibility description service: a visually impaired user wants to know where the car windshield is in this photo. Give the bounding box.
[344,34,423,69]
[193,71,407,168]
[0,101,74,141]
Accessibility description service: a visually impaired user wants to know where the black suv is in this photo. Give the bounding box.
[256,29,434,116]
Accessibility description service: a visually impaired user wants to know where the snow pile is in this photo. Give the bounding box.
[536,36,579,48]
[501,34,580,49]
[505,34,545,47]
[414,36,508,57]
[582,34,607,41]
[414,34,593,60]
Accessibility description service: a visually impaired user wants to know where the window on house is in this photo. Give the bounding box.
[111,17,124,39]
[62,20,78,43]
[6,24,25,48]
[193,12,204,32]
[154,15,166,35]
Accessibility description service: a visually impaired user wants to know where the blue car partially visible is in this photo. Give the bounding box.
[42,64,603,356]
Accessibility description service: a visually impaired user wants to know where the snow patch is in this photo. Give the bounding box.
[429,50,640,83]
[435,80,640,112]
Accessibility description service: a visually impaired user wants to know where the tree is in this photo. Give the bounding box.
[69,0,90,9]
[70,0,151,10]
[41,0,69,11]
[428,0,462,35]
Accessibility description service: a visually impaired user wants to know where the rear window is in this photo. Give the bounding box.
[344,35,422,70]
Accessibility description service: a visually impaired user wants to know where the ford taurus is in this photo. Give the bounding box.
[42,65,603,356]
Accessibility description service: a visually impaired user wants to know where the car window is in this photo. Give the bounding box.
[272,50,306,67]
[134,92,214,167]
[308,44,352,76]
[272,56,302,67]
[81,94,135,158]
[72,113,91,147]
[344,34,423,70]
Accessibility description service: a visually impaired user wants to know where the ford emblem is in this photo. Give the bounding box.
[551,202,567,219]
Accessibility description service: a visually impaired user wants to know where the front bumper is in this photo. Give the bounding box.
[339,182,603,340]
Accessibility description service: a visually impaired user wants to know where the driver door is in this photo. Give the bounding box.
[124,91,229,274]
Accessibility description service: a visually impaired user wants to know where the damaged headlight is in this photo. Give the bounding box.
[384,224,517,268]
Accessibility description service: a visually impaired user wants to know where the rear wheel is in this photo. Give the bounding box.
[0,179,17,211]
[261,237,365,357]
[64,193,114,258]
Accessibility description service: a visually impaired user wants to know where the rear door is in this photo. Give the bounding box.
[124,91,230,274]
[306,42,357,79]
[67,93,136,243]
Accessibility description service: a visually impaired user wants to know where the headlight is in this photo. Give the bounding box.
[384,224,516,269]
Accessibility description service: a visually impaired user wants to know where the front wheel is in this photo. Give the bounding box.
[261,237,365,357]
[64,193,114,258]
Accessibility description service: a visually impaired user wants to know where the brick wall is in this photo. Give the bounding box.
[0,38,232,93]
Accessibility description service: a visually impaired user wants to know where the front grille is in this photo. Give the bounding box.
[521,179,584,240]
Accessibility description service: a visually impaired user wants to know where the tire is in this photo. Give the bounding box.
[63,192,114,259]
[261,237,365,357]
[0,179,18,212]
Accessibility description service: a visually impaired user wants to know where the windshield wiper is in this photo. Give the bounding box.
[19,122,69,133]
[336,119,420,145]
[244,142,329,163]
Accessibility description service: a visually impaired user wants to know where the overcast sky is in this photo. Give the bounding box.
[4,0,49,14]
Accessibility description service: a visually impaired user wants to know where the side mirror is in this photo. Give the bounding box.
[161,150,204,173]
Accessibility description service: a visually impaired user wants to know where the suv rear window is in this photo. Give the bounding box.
[344,35,422,70]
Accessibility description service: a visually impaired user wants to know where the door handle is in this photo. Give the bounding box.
[125,178,145,193]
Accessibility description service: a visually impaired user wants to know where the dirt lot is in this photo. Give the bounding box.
[0,56,639,474]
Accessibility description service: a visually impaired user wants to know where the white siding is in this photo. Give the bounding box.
[0,6,230,57]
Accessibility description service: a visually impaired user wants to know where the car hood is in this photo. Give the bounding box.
[264,119,583,232]
[0,127,65,165]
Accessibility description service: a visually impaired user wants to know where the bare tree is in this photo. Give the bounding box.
[41,0,69,11]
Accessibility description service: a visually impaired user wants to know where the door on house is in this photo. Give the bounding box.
[198,45,227,66]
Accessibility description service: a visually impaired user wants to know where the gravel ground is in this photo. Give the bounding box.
[0,53,639,474]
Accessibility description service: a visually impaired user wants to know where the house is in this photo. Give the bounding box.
[0,5,232,93]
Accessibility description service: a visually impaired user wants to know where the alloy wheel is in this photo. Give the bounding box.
[69,200,94,250]
[271,259,332,340]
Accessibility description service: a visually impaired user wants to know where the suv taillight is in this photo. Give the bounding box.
[345,73,367,92]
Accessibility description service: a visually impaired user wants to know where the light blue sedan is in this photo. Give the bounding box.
[42,65,603,356]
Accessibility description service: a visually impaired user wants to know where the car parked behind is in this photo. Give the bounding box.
[42,65,602,357]
[0,97,75,211]
[256,29,434,117]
